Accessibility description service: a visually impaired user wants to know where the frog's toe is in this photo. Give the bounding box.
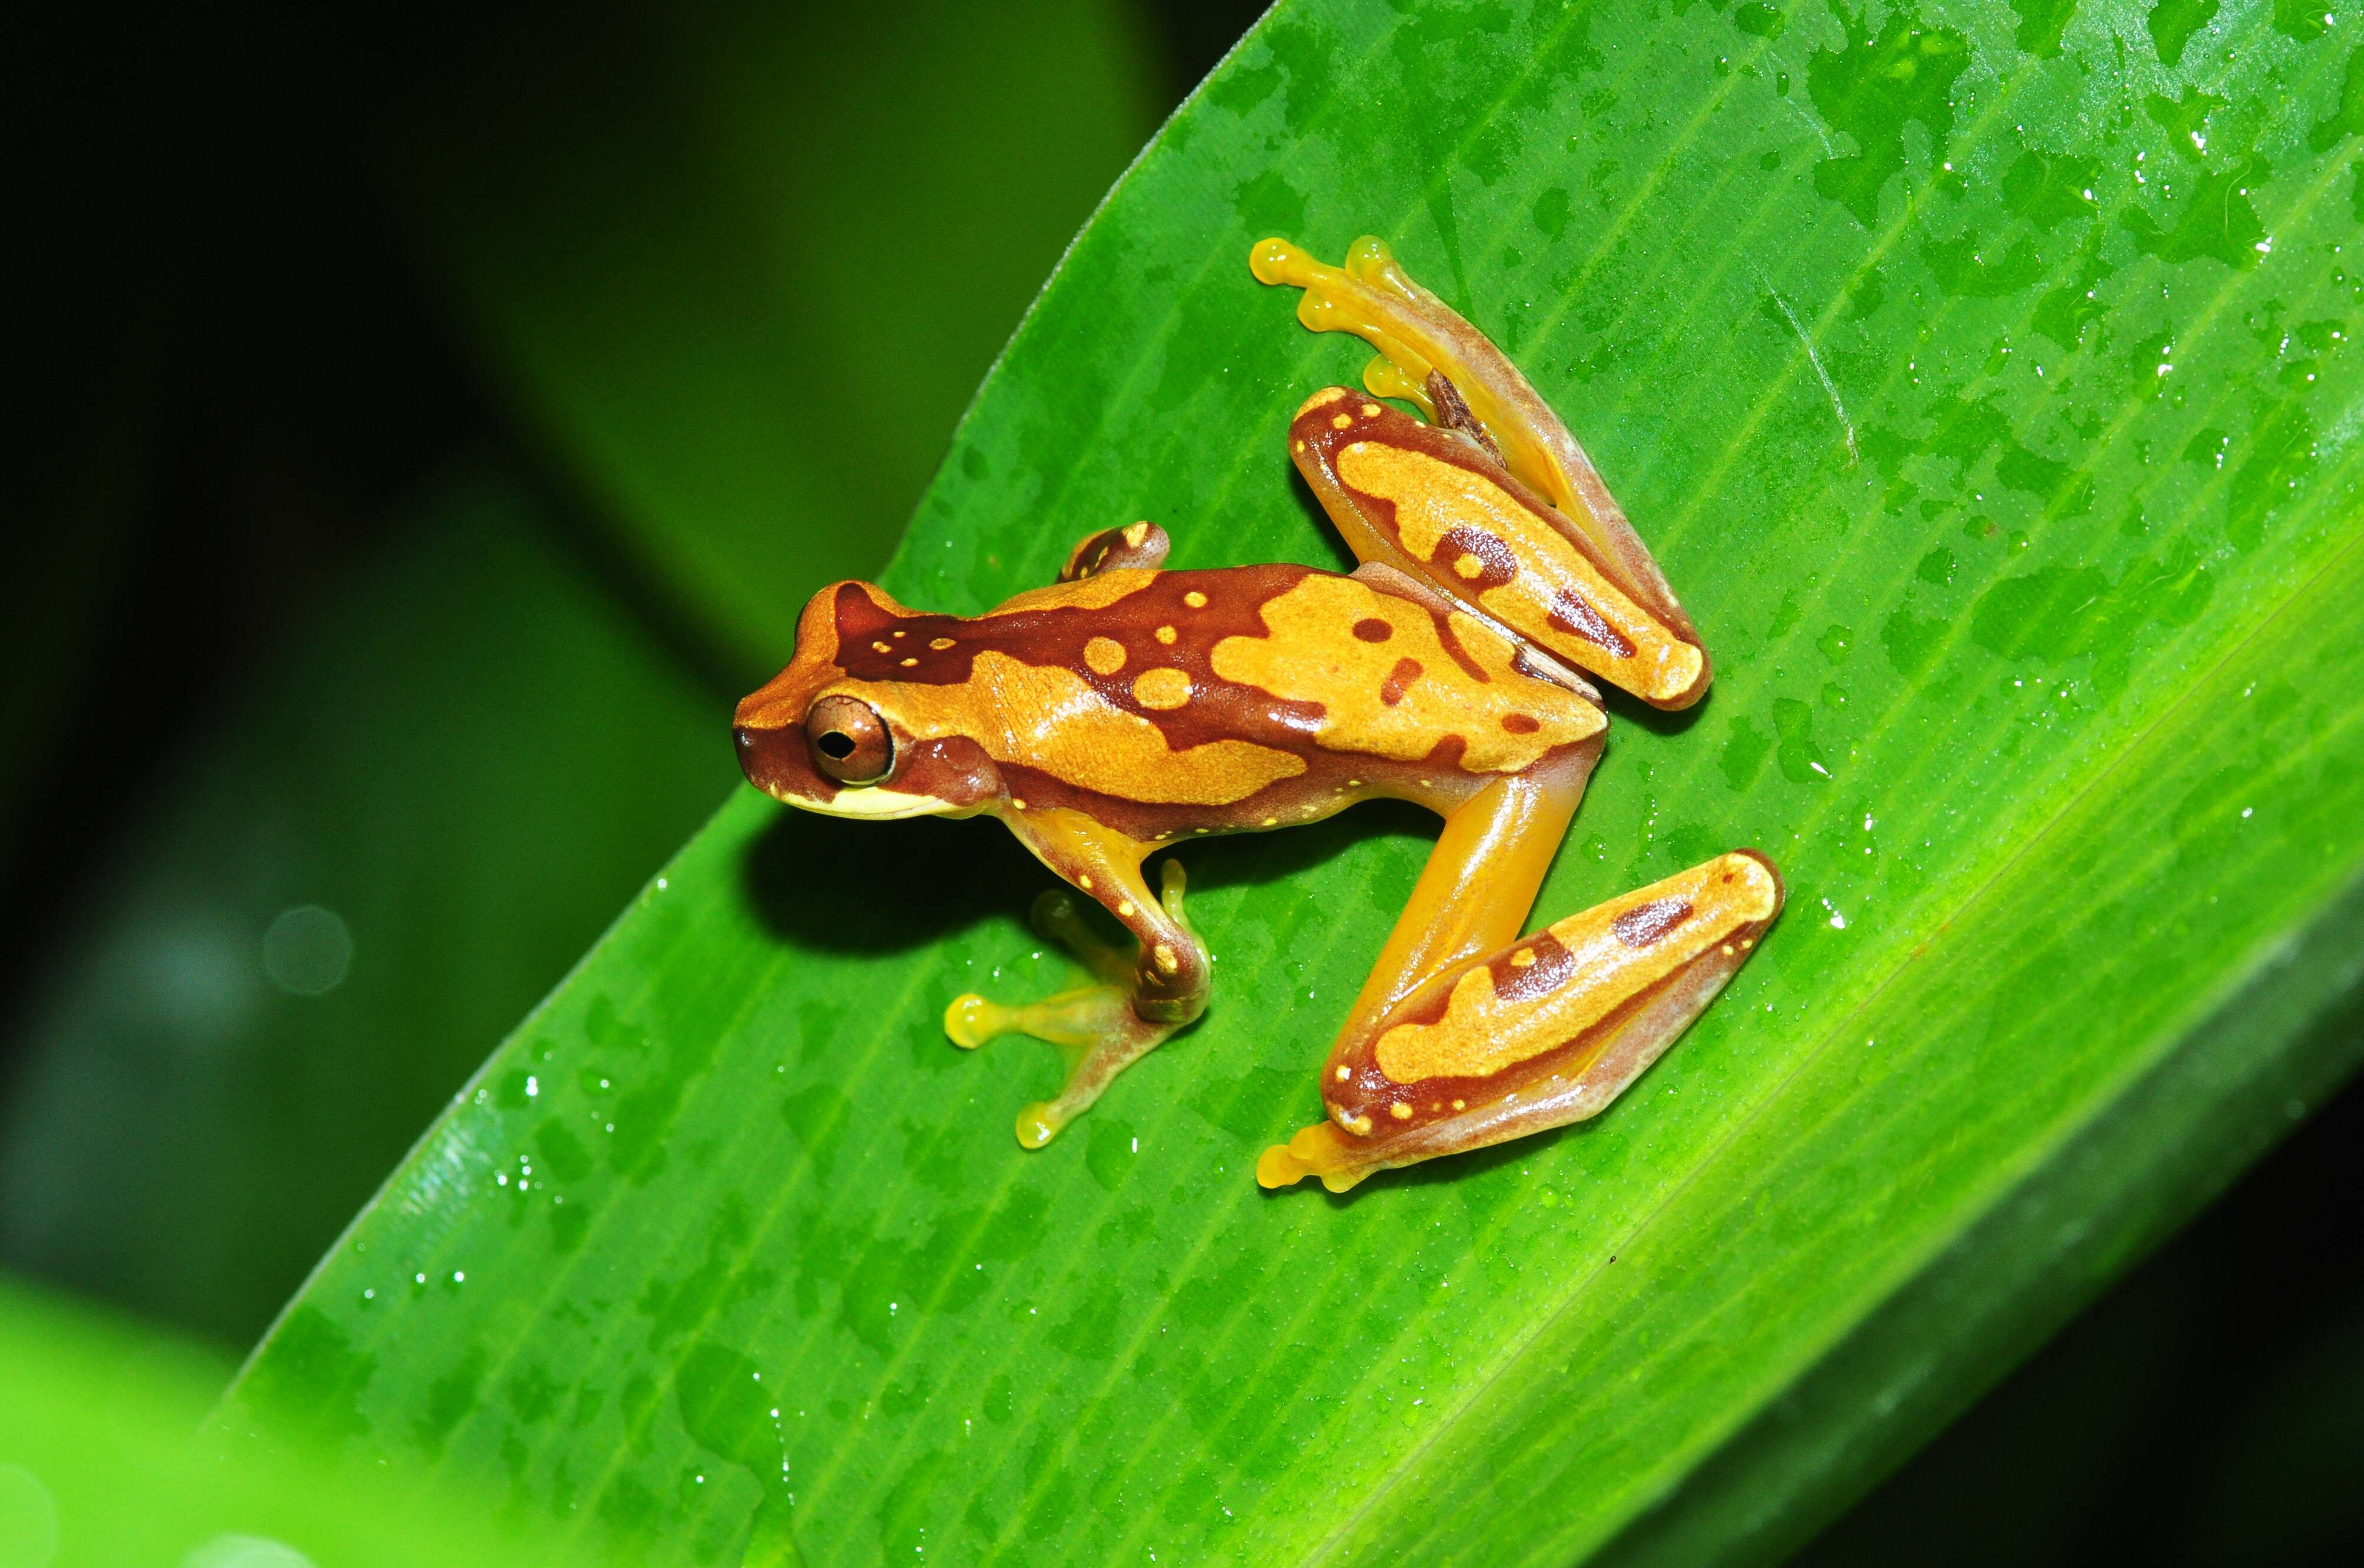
[1256,1122,1372,1194]
[943,993,1007,1049]
[1015,1100,1067,1149]
[1251,234,1433,390]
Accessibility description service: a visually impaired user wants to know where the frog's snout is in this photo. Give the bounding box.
[733,717,813,803]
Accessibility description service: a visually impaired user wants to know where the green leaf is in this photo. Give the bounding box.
[410,0,1162,666]
[233,2,2364,1564]
[0,1272,605,1566]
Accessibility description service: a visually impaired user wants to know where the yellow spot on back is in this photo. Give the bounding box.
[930,637,956,650]
[1155,625,1177,645]
[871,641,892,654]
[1389,1101,1413,1120]
[1509,948,1536,967]
[900,657,918,667]
[1117,900,1135,917]
[1335,1065,1350,1081]
[1453,552,1485,579]
[1123,521,1150,547]
[1132,667,1192,710]
[1184,590,1209,609]
[1331,413,1354,430]
[1361,403,1381,417]
[1296,386,1349,417]
[1084,636,1126,676]
[1208,575,1601,772]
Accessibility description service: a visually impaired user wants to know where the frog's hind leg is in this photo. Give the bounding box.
[1249,763,1588,1188]
[1251,234,1666,602]
[946,809,1206,1148]
[1253,236,1709,710]
[1258,849,1783,1194]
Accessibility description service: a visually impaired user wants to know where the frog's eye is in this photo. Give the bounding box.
[805,695,894,784]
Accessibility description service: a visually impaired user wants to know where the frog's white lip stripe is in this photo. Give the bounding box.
[786,784,950,820]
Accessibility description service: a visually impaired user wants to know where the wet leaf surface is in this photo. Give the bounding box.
[231,2,2364,1564]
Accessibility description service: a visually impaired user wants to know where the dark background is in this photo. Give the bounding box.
[4,3,2358,1562]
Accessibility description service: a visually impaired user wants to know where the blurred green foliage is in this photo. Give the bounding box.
[413,0,1163,666]
[0,1274,600,1566]
[0,477,728,1344]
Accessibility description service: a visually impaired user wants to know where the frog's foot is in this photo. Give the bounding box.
[1251,236,1441,411]
[1259,851,1784,1193]
[1251,234,1701,674]
[944,863,1201,1148]
[1251,234,1591,520]
[947,984,1183,1148]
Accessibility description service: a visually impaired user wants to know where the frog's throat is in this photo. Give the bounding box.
[782,783,955,820]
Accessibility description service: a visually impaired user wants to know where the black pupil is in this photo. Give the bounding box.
[818,731,855,759]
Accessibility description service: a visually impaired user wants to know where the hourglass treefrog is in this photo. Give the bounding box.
[734,236,1782,1192]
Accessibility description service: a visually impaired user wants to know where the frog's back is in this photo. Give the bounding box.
[968,564,1599,781]
[1190,566,1601,776]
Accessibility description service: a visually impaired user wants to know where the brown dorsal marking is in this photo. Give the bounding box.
[828,566,1314,705]
[1547,588,1639,659]
[1430,610,1490,683]
[1380,657,1424,706]
[1489,933,1575,1005]
[1434,526,1518,593]
[1352,617,1393,643]
[1611,898,1692,948]
[832,582,899,645]
[1418,734,1471,772]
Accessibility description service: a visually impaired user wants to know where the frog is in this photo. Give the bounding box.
[733,234,1783,1192]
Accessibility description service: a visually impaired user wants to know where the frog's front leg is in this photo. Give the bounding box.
[1059,520,1169,582]
[1253,236,1709,709]
[943,805,1206,1148]
[1258,843,1783,1194]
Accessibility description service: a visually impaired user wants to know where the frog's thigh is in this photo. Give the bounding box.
[1339,761,1596,1044]
[1258,850,1785,1193]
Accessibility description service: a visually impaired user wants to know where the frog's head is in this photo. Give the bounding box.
[733,581,1003,820]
